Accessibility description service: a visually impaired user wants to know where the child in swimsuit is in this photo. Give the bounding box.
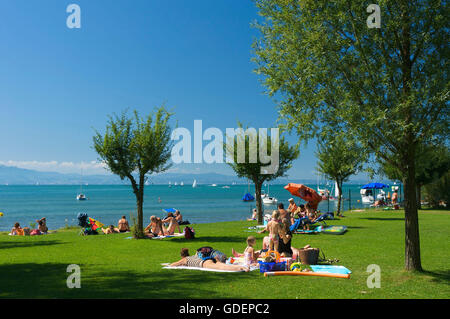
[258,210,281,252]
[243,236,260,267]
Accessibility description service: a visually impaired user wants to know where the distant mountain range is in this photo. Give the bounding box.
[0,165,382,186]
[0,165,285,185]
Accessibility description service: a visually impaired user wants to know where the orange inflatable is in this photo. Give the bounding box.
[264,271,350,279]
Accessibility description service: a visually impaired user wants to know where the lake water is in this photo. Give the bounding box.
[0,184,375,231]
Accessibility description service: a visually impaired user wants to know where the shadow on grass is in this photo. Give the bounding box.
[0,262,248,299]
[358,217,405,221]
[0,263,71,298]
[422,270,450,285]
[0,240,65,250]
[169,236,246,243]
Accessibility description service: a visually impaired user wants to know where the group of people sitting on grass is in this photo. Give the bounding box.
[9,217,48,236]
[143,210,186,238]
[101,210,189,236]
[102,215,132,234]
[249,198,324,232]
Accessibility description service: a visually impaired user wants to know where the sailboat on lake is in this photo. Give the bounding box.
[76,170,87,201]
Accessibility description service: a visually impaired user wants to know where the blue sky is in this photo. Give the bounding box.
[0,0,369,181]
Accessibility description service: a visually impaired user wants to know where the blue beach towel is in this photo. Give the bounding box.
[311,265,352,275]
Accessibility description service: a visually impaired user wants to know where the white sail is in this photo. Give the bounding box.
[192,179,197,188]
[180,181,184,186]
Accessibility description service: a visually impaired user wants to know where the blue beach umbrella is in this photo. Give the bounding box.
[362,183,389,189]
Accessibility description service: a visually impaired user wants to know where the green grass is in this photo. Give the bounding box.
[0,209,449,299]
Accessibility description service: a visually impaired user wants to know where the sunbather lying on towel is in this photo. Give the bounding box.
[170,248,249,272]
[102,225,120,234]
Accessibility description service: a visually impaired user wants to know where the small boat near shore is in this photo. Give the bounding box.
[76,193,87,201]
[77,170,87,200]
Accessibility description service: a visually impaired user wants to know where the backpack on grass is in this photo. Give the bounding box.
[184,226,195,239]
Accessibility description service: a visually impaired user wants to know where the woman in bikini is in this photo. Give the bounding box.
[170,248,249,272]
[162,212,181,235]
[36,217,48,233]
[145,216,167,237]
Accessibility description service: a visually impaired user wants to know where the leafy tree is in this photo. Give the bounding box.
[225,124,299,224]
[316,132,366,216]
[252,0,449,271]
[380,143,450,208]
[423,171,450,208]
[93,107,174,238]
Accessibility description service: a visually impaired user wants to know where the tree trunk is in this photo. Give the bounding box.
[336,180,342,216]
[130,174,145,239]
[416,184,422,210]
[403,157,422,272]
[136,174,146,238]
[254,180,264,224]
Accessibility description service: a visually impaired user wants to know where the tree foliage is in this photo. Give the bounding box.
[252,0,449,271]
[316,131,366,215]
[93,107,174,238]
[225,124,299,223]
[380,142,450,207]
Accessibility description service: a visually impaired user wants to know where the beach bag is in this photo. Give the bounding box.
[258,261,287,273]
[30,229,41,236]
[184,226,195,239]
[298,248,320,265]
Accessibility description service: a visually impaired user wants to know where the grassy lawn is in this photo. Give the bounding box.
[0,209,449,299]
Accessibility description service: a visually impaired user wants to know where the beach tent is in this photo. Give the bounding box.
[284,183,322,209]
[362,183,389,189]
[242,193,255,201]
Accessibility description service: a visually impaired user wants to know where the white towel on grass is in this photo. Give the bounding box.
[161,263,259,273]
[152,233,184,239]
